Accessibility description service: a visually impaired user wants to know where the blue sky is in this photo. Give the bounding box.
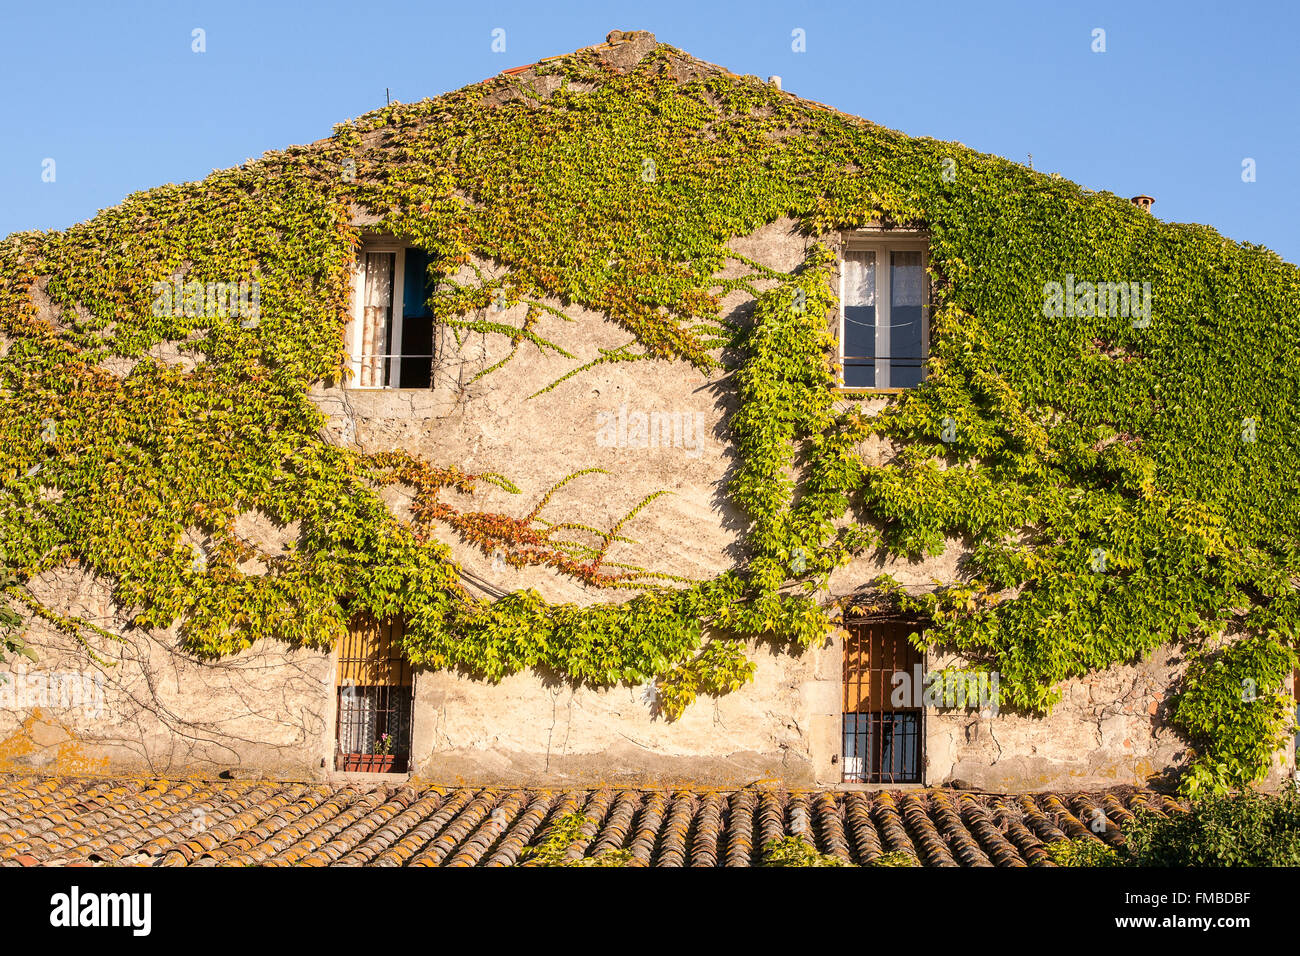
[3,0,1298,260]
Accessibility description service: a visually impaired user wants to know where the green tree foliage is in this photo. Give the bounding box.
[1122,789,1300,866]
[1050,789,1300,866]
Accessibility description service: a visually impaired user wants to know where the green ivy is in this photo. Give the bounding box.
[759,835,854,867]
[0,570,35,675]
[1044,837,1120,867]
[1172,633,1297,795]
[521,812,633,867]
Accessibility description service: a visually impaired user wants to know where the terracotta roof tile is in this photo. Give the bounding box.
[0,773,1184,867]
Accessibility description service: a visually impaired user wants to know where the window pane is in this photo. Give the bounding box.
[338,687,378,754]
[842,713,867,781]
[880,712,920,782]
[890,251,924,386]
[842,251,876,387]
[844,361,876,388]
[402,247,429,318]
[400,247,434,387]
[843,620,924,782]
[360,252,394,387]
[890,360,924,389]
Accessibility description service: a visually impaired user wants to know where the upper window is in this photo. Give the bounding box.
[839,234,929,389]
[349,241,435,388]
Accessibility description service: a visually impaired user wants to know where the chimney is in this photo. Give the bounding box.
[1130,195,1155,212]
[768,75,782,90]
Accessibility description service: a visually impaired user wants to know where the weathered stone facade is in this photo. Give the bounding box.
[4,220,1295,792]
[0,566,330,779]
[10,593,1293,790]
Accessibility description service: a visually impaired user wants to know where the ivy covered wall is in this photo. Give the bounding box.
[1,31,1295,792]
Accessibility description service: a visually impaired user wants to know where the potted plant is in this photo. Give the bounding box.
[341,733,399,773]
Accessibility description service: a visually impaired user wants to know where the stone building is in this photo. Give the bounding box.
[1,30,1296,795]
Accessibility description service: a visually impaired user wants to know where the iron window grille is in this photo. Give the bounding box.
[842,617,924,784]
[335,615,414,773]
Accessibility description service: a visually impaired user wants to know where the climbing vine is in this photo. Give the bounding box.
[2,33,1298,791]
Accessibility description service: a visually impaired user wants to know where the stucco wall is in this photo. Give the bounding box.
[7,561,1290,789]
[400,636,1293,792]
[6,219,1291,792]
[0,566,331,778]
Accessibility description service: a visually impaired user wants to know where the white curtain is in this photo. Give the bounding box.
[338,688,378,754]
[843,250,876,309]
[890,251,924,309]
[360,253,392,387]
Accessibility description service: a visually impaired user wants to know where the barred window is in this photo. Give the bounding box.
[335,615,414,773]
[843,618,924,784]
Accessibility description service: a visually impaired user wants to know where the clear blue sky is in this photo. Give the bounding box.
[4,0,1298,261]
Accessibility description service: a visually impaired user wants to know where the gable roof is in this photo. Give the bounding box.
[0,773,1182,867]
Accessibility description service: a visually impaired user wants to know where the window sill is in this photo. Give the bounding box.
[832,387,911,395]
[833,780,928,790]
[342,386,434,392]
[328,769,413,783]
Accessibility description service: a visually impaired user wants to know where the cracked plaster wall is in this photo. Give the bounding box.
[8,219,1290,791]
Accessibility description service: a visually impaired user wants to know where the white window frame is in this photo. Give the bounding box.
[838,232,930,391]
[348,240,407,389]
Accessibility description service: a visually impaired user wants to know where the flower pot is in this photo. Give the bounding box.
[340,753,401,773]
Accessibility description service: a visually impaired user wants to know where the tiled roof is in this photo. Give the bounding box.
[0,774,1184,867]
